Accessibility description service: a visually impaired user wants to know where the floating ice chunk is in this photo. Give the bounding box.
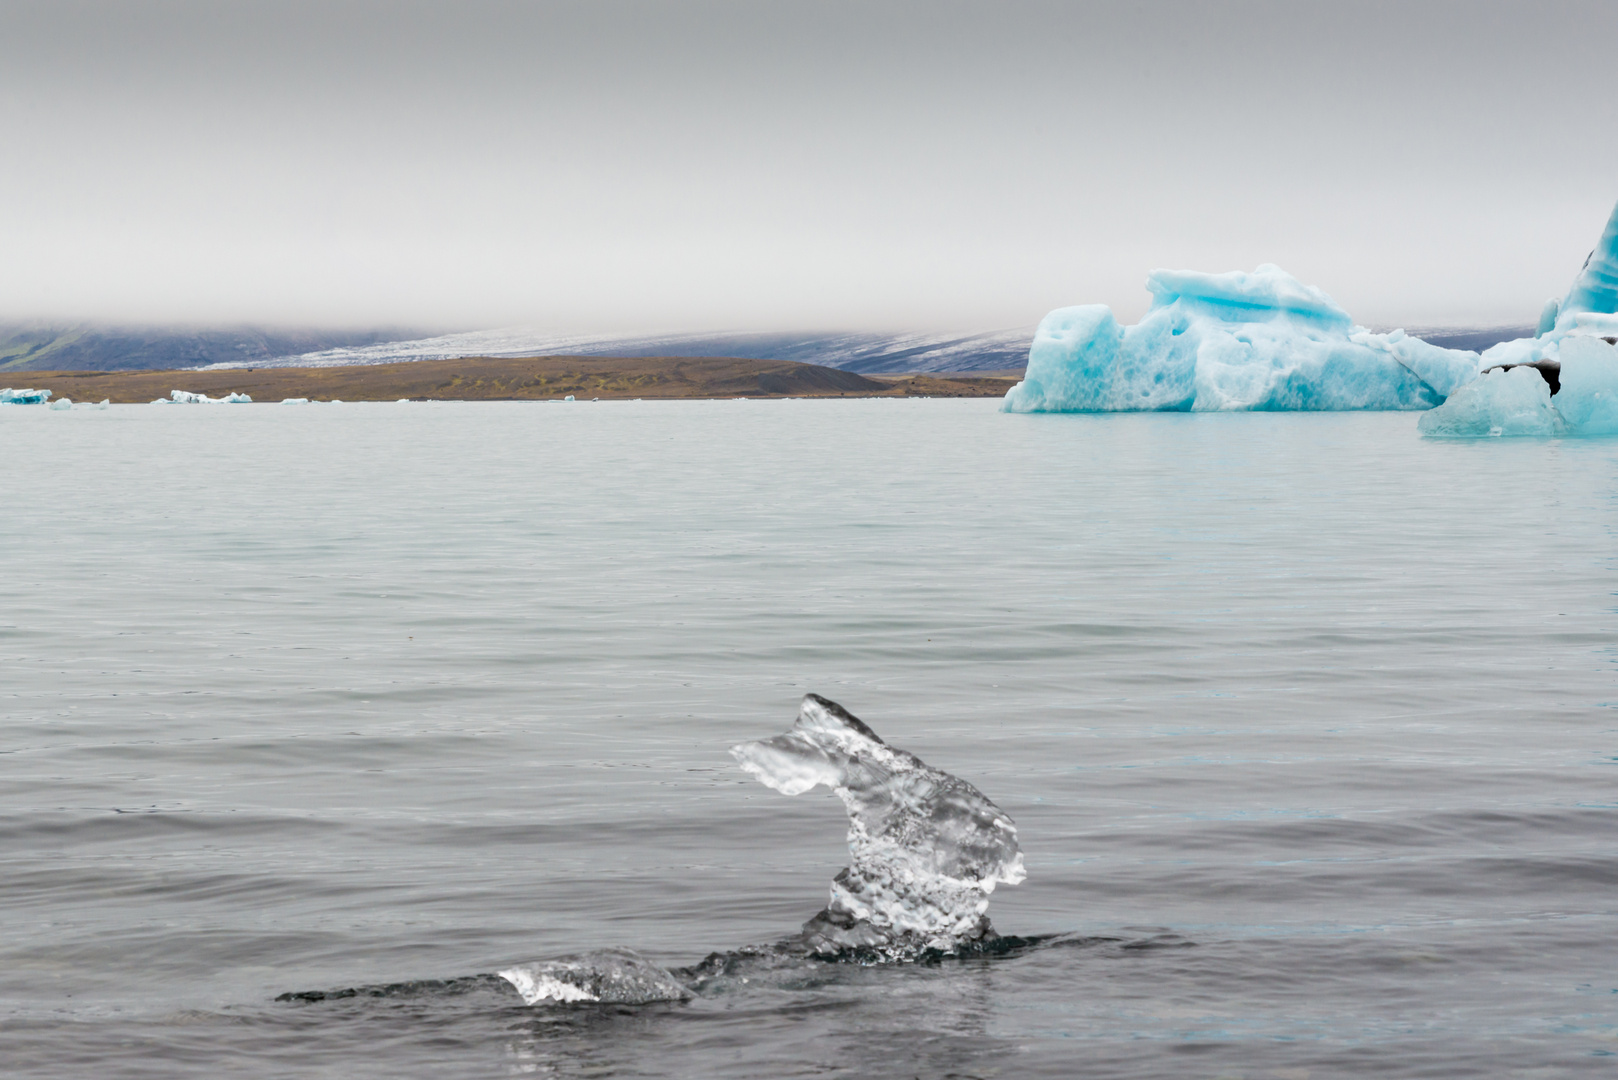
[1554,336,1618,435]
[281,398,310,404]
[564,395,575,401]
[497,948,691,1006]
[1006,265,1462,413]
[731,694,1024,957]
[156,390,252,404]
[0,388,52,405]
[1417,366,1564,437]
[48,397,72,410]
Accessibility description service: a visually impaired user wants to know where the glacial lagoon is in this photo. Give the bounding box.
[3,398,1617,1078]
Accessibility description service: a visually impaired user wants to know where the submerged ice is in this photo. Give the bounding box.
[498,948,691,1006]
[730,693,1025,958]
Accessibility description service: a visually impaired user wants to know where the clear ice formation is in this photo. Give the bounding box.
[498,948,692,1006]
[311,695,1031,1011]
[730,693,1025,958]
[0,388,52,404]
[151,390,252,404]
[1006,197,1618,431]
[492,694,1026,1007]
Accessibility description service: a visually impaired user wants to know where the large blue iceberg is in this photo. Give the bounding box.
[1005,197,1618,427]
[1003,265,1476,413]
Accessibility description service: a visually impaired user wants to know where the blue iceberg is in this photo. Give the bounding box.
[1,388,53,405]
[1007,197,1618,424]
[1419,199,1618,437]
[1003,265,1477,413]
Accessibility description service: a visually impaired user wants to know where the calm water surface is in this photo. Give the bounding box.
[2,400,1616,1078]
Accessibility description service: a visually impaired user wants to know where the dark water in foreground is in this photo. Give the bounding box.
[3,400,1616,1078]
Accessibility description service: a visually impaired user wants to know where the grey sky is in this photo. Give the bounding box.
[3,0,1615,332]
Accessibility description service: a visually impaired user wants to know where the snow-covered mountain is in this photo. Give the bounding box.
[223,328,1036,374]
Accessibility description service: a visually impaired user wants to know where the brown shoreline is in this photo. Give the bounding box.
[15,355,1022,404]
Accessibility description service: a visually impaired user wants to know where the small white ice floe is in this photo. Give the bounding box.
[48,397,73,410]
[564,395,575,401]
[152,390,252,404]
[281,398,310,404]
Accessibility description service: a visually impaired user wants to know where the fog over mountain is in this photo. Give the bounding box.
[3,1,1616,336]
[0,324,432,374]
[4,322,1543,377]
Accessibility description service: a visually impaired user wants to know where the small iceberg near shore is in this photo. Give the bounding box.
[1,388,53,405]
[151,389,252,404]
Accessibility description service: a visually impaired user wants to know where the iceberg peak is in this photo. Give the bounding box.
[1556,199,1618,333]
[1145,264,1353,331]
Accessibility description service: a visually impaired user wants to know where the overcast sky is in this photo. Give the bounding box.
[3,0,1615,333]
